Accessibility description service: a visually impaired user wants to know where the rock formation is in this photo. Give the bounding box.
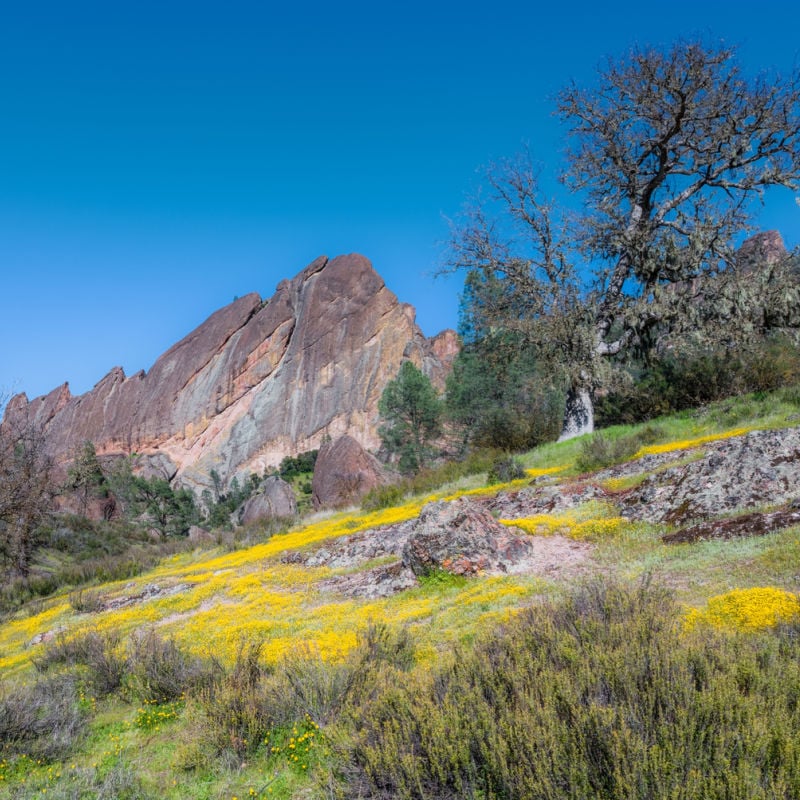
[237,476,298,525]
[402,497,536,576]
[311,434,387,510]
[3,255,457,491]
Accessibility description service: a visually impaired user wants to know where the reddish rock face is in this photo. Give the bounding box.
[735,230,787,270]
[311,434,387,510]
[3,255,457,492]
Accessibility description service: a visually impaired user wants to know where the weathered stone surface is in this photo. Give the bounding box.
[3,254,457,491]
[282,518,414,569]
[735,230,787,270]
[663,503,800,545]
[238,476,298,525]
[317,563,418,599]
[620,427,800,526]
[311,434,387,510]
[402,497,536,576]
[188,525,215,546]
[488,481,609,519]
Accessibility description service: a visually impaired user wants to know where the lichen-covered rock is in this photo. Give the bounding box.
[311,435,387,510]
[3,254,457,492]
[402,497,535,576]
[238,476,298,524]
[621,426,800,525]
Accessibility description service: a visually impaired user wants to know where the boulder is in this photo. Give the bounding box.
[238,476,298,525]
[402,497,535,577]
[620,426,800,526]
[311,435,387,510]
[188,525,216,547]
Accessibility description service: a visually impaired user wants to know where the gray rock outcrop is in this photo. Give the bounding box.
[620,426,800,526]
[238,476,298,525]
[402,497,535,576]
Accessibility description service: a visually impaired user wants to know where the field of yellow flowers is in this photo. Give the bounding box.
[1,395,800,800]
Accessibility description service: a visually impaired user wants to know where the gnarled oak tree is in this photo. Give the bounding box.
[449,40,800,439]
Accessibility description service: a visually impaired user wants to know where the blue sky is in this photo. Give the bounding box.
[1,0,799,402]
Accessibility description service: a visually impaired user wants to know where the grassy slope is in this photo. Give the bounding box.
[2,388,800,799]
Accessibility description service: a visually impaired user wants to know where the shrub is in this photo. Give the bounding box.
[125,629,213,703]
[342,580,800,800]
[576,431,641,471]
[68,588,105,613]
[486,455,525,484]
[0,675,85,761]
[191,640,274,760]
[34,630,125,696]
[361,484,405,511]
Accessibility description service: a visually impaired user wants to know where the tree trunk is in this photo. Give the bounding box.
[558,386,594,442]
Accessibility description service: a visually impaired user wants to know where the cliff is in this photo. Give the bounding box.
[4,254,458,490]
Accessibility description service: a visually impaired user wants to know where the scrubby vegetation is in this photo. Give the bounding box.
[1,384,800,798]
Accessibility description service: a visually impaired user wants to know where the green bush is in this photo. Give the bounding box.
[360,484,405,511]
[576,431,642,471]
[341,580,800,800]
[487,455,525,484]
[597,335,800,427]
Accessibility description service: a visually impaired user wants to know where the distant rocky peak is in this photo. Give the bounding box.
[4,253,457,492]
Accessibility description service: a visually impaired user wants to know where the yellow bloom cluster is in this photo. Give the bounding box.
[500,514,575,536]
[635,427,753,458]
[569,517,629,540]
[500,510,628,541]
[686,587,800,631]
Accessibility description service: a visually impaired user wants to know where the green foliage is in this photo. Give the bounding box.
[417,568,468,590]
[278,450,318,481]
[597,335,800,427]
[378,361,444,474]
[360,483,405,511]
[575,425,662,471]
[202,471,262,529]
[360,449,500,511]
[65,440,108,514]
[108,458,200,537]
[576,432,641,471]
[486,454,525,484]
[341,581,800,800]
[446,326,564,454]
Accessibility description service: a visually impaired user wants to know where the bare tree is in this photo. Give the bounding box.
[0,409,55,578]
[449,40,800,439]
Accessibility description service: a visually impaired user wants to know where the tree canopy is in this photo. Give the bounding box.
[378,361,443,474]
[448,39,800,439]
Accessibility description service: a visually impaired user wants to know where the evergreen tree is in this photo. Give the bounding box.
[378,362,443,474]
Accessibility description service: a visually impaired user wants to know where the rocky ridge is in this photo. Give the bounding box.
[4,255,458,491]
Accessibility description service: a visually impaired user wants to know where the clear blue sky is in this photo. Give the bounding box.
[2,0,799,402]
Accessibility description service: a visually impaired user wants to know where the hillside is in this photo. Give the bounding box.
[1,388,800,798]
